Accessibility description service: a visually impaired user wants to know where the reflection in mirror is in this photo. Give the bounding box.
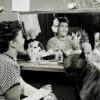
[18,12,100,62]
[18,12,100,50]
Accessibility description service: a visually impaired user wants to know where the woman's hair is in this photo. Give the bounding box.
[58,17,69,24]
[51,17,69,33]
[0,20,22,53]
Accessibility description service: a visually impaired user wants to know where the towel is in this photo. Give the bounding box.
[20,14,41,39]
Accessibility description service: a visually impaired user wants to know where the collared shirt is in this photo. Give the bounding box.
[0,53,20,100]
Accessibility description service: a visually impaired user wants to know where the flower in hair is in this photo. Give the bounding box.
[51,18,59,33]
[53,18,59,26]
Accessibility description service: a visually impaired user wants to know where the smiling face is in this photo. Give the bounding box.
[58,22,69,37]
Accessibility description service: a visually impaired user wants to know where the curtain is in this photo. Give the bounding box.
[19,13,41,40]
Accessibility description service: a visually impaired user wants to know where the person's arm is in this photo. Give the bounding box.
[20,77,52,100]
[20,77,38,96]
[21,88,52,100]
[4,78,52,100]
[47,39,54,50]
[4,84,21,100]
[0,60,21,100]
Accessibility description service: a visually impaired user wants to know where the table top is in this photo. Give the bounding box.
[18,61,65,72]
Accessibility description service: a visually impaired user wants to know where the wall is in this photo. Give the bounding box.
[0,0,17,22]
[30,0,93,11]
[0,0,99,22]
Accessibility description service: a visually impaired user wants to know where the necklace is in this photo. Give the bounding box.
[3,53,17,61]
[57,36,66,41]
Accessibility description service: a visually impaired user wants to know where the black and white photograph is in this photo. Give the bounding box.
[0,0,100,100]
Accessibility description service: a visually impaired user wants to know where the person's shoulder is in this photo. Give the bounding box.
[48,36,57,41]
[0,53,7,61]
[47,37,58,50]
[0,53,17,66]
[47,36,58,43]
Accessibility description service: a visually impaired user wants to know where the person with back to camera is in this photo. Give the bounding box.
[0,20,57,100]
[47,17,82,57]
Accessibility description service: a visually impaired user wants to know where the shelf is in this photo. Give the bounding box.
[16,8,100,14]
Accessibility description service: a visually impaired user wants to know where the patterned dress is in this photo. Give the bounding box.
[0,53,20,100]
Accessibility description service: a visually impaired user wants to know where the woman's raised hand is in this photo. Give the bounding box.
[72,31,81,44]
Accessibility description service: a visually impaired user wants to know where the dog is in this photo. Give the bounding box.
[63,54,100,100]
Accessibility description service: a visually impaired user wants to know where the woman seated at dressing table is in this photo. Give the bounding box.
[47,17,82,57]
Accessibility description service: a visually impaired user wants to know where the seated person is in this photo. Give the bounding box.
[25,39,56,62]
[80,32,100,71]
[63,54,100,100]
[47,17,81,56]
[81,42,92,60]
[0,20,57,100]
[26,40,44,62]
[94,32,100,49]
[80,30,92,60]
[88,39,100,70]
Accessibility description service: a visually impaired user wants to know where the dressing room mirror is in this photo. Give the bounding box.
[18,12,100,50]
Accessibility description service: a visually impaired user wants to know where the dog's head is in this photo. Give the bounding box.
[63,54,88,85]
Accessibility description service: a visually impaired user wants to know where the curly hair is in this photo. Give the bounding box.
[0,20,22,53]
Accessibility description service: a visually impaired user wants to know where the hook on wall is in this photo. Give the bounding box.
[0,6,5,13]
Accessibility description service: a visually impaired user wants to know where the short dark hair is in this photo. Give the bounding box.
[58,17,69,24]
[0,20,22,53]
